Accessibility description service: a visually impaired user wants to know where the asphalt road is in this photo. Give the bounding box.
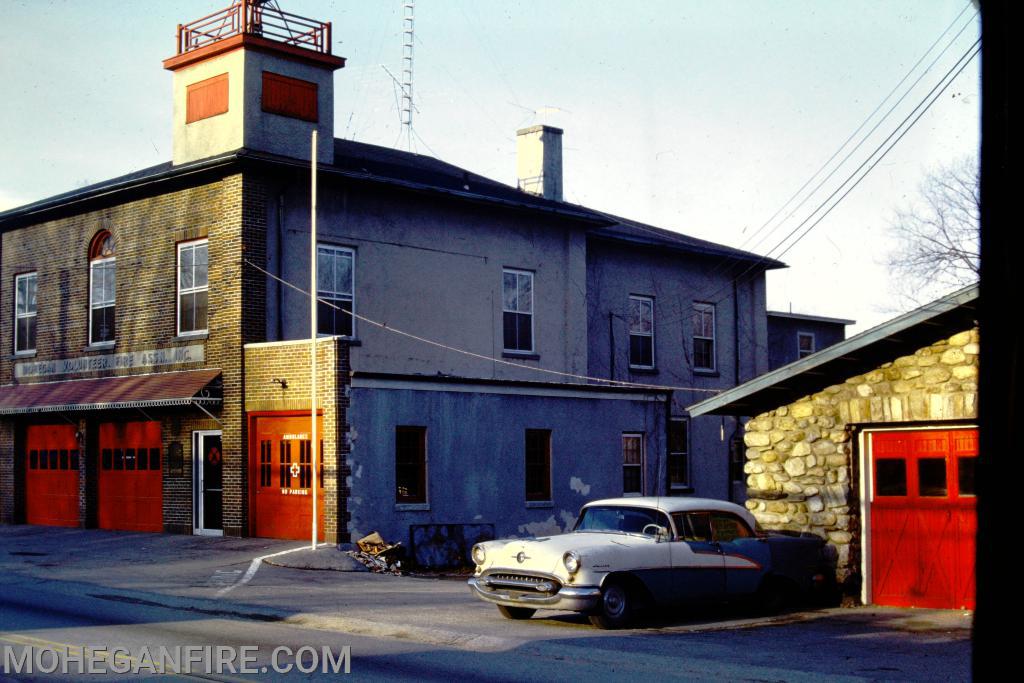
[0,527,972,681]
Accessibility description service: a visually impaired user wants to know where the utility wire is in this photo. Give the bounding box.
[737,5,977,257]
[654,39,981,329]
[244,258,721,395]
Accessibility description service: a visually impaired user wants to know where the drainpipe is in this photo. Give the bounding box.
[276,193,285,340]
[608,312,616,381]
[728,276,742,502]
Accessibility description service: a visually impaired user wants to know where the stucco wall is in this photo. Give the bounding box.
[347,382,667,545]
[586,238,769,500]
[741,328,979,590]
[266,178,590,382]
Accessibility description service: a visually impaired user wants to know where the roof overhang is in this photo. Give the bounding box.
[688,284,979,417]
[0,369,222,416]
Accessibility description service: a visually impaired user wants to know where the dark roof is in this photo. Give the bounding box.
[0,369,222,415]
[687,283,979,417]
[767,311,856,325]
[0,140,780,267]
[590,214,785,268]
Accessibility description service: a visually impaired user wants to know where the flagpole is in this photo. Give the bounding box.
[310,129,318,551]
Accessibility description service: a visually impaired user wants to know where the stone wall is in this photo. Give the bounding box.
[742,328,979,593]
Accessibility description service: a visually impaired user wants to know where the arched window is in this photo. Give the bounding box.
[89,230,116,344]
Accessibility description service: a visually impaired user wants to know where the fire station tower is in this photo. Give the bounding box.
[162,0,345,166]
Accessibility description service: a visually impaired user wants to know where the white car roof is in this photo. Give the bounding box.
[583,497,756,525]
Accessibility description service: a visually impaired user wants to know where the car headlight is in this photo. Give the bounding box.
[471,543,487,566]
[563,551,581,574]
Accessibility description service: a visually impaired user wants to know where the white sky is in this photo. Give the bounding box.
[0,0,980,333]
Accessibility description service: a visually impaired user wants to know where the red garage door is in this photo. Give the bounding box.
[250,415,324,541]
[25,424,80,527]
[98,421,163,532]
[870,429,976,609]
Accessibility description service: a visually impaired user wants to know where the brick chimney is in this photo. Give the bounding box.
[516,125,563,202]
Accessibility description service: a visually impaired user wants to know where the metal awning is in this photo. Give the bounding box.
[0,369,222,415]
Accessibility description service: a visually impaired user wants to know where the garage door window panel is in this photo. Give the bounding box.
[875,458,907,497]
[917,458,948,497]
[957,457,976,497]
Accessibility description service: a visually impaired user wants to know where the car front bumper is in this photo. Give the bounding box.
[468,576,602,612]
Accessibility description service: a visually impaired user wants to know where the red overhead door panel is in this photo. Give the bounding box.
[98,421,163,533]
[251,415,324,541]
[870,429,976,609]
[25,424,80,527]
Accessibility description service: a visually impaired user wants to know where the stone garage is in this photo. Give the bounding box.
[688,284,978,610]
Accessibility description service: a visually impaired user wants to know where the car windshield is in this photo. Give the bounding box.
[574,506,668,535]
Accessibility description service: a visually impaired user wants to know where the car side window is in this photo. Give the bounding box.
[674,512,712,542]
[710,513,754,542]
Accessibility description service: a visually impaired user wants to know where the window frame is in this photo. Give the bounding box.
[395,426,427,506]
[668,417,690,491]
[622,432,645,496]
[524,429,552,503]
[14,272,38,355]
[502,268,535,353]
[628,294,655,369]
[692,302,716,372]
[797,331,816,359]
[89,256,116,347]
[316,243,356,338]
[177,239,209,336]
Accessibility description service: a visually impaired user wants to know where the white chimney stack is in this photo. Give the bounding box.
[516,125,563,202]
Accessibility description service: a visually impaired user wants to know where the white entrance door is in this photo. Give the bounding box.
[193,430,223,536]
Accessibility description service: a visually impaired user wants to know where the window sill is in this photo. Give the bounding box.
[526,500,553,509]
[669,487,694,495]
[83,343,116,353]
[318,335,362,347]
[395,502,429,512]
[502,351,540,361]
[12,350,37,359]
[174,332,209,342]
[628,366,658,375]
[693,368,719,377]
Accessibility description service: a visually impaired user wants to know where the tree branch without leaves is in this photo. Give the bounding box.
[887,156,979,302]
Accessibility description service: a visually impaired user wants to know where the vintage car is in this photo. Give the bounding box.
[468,497,830,628]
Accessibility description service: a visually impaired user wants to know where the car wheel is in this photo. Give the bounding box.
[588,581,633,629]
[497,605,536,620]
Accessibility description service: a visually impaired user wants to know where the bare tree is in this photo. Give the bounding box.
[887,156,979,301]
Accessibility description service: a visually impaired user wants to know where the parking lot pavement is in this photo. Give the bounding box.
[1,524,973,680]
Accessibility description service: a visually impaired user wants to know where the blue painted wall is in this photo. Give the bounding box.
[767,314,850,369]
[347,382,666,545]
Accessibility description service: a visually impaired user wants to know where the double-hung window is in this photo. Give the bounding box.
[317,244,354,337]
[692,302,716,371]
[178,240,209,335]
[798,332,815,358]
[668,418,690,491]
[622,433,644,495]
[14,273,37,354]
[502,268,533,352]
[89,231,116,345]
[628,295,654,368]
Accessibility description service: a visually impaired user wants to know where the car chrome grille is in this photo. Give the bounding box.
[482,572,561,595]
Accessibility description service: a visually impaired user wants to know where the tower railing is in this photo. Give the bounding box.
[176,0,332,55]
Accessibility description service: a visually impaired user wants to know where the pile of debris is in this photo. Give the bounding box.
[347,531,404,575]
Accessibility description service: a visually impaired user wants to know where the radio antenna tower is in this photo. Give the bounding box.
[400,1,415,152]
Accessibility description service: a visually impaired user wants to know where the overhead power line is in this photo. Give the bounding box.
[244,259,721,395]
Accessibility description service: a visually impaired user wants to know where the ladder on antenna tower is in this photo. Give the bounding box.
[401,2,415,151]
